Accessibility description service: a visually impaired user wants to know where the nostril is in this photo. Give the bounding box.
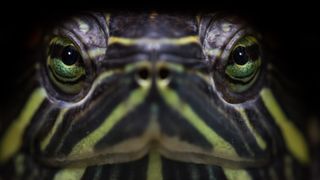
[137,67,149,80]
[158,67,170,80]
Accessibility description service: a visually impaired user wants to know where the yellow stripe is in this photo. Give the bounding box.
[93,71,117,88]
[108,35,200,46]
[147,151,163,180]
[88,48,107,58]
[260,88,310,164]
[223,168,252,180]
[0,88,46,163]
[68,87,149,157]
[40,108,68,151]
[237,108,267,150]
[53,167,85,180]
[159,87,239,160]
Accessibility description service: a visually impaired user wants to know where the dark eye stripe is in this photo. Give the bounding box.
[49,44,64,59]
[49,44,82,65]
[246,44,260,60]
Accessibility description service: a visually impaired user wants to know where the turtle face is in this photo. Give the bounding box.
[36,12,269,167]
[0,12,310,177]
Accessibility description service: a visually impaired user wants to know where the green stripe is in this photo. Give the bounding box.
[260,88,310,164]
[223,168,252,180]
[40,108,68,151]
[88,48,107,58]
[237,108,267,150]
[0,88,46,163]
[159,87,239,161]
[68,86,150,158]
[147,151,163,180]
[53,167,85,180]
[108,36,200,46]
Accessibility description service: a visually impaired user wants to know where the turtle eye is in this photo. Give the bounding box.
[47,37,86,94]
[225,36,261,92]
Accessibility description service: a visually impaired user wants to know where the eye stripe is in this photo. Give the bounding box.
[48,44,64,59]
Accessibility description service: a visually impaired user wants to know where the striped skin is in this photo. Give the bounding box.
[0,12,311,179]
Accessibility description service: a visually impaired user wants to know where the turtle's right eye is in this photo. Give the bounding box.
[225,35,261,93]
[47,37,86,95]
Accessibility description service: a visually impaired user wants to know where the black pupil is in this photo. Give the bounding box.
[61,46,80,65]
[232,46,249,65]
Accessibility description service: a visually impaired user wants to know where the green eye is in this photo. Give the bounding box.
[47,37,86,94]
[225,36,261,92]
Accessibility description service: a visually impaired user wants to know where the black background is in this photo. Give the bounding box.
[0,2,319,116]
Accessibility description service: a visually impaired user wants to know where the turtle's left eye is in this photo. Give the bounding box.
[47,37,86,95]
[225,36,261,92]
